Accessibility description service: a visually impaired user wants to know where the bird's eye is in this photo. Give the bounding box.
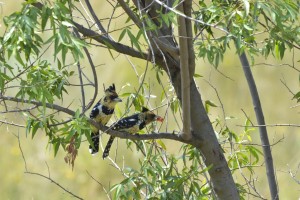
[111,94,118,99]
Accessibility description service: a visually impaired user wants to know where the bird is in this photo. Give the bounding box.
[102,107,164,159]
[89,84,122,154]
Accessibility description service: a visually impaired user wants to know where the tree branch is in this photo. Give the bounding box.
[239,52,279,200]
[0,95,75,116]
[84,0,110,37]
[0,119,25,128]
[177,2,191,140]
[30,2,149,61]
[183,0,195,77]
[0,95,188,144]
[237,124,300,128]
[76,62,86,112]
[25,171,83,200]
[74,21,149,60]
[117,0,142,28]
[98,123,187,144]
[79,34,98,114]
[153,0,229,34]
[127,0,179,58]
[15,121,83,200]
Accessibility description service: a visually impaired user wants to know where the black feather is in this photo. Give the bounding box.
[139,121,146,130]
[112,113,140,130]
[142,107,149,112]
[102,106,114,115]
[89,132,99,154]
[90,102,100,118]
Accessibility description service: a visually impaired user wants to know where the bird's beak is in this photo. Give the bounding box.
[113,97,122,102]
[156,116,164,122]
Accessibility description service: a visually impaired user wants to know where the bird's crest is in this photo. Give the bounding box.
[105,83,116,93]
[141,107,149,113]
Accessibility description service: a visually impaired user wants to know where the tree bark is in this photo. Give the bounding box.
[177,2,192,140]
[165,59,240,199]
[133,0,240,198]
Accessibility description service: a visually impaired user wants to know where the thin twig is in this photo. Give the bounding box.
[0,105,38,114]
[24,171,84,200]
[86,170,111,200]
[288,163,300,185]
[0,119,25,128]
[16,125,83,199]
[77,62,86,111]
[0,95,75,116]
[17,130,28,172]
[280,78,295,96]
[237,124,300,128]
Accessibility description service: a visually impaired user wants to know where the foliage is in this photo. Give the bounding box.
[194,0,300,67]
[0,1,86,155]
[111,143,212,199]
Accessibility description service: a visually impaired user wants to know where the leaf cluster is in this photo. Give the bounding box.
[111,142,212,200]
[194,0,300,67]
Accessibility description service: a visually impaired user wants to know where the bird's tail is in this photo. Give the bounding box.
[89,131,99,154]
[102,136,115,159]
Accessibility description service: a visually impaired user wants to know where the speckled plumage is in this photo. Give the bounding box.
[89,84,121,154]
[102,107,163,159]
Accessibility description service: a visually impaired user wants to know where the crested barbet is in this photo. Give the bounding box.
[102,107,164,159]
[89,84,122,154]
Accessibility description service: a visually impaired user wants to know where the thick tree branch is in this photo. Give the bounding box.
[130,0,179,58]
[183,0,195,76]
[73,21,149,60]
[152,37,180,59]
[98,123,187,144]
[239,52,278,200]
[117,0,142,28]
[177,2,191,140]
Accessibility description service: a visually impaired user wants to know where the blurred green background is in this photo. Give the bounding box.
[1,1,300,199]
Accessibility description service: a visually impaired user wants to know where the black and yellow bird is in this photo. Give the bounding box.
[89,84,122,154]
[102,107,164,159]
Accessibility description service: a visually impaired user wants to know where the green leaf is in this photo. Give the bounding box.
[25,118,33,137]
[156,139,166,150]
[3,26,15,43]
[31,121,41,138]
[205,100,217,113]
[193,73,202,78]
[53,140,60,157]
[118,29,127,42]
[293,91,300,102]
